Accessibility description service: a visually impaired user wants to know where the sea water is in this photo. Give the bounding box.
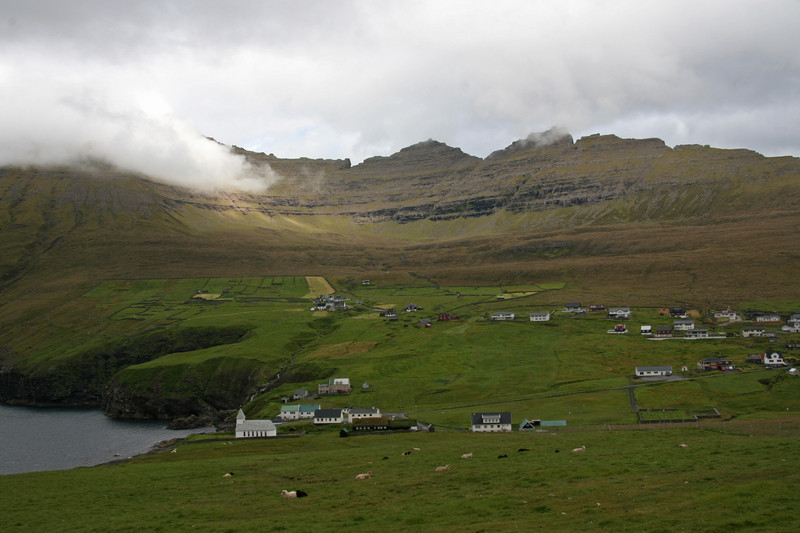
[0,404,212,475]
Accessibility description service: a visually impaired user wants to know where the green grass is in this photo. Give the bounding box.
[2,423,799,532]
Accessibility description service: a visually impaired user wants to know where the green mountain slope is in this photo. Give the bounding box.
[1,131,799,420]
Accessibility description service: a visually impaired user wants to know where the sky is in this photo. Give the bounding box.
[1,0,799,192]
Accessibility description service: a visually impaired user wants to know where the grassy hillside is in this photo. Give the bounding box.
[2,421,800,532]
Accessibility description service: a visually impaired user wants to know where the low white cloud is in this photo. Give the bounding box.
[0,52,278,193]
[1,0,799,180]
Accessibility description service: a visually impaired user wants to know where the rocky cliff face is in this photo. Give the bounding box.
[212,130,799,223]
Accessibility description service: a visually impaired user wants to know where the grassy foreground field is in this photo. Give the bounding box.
[2,420,800,532]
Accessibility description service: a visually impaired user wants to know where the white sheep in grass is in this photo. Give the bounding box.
[355,471,372,480]
[281,489,308,499]
[461,452,473,459]
[571,445,586,453]
[435,464,451,472]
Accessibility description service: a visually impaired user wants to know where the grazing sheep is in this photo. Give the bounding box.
[281,490,308,499]
[222,472,234,478]
[461,452,473,459]
[678,443,689,448]
[497,454,508,459]
[435,465,451,472]
[355,471,372,480]
[382,456,389,460]
[413,447,421,451]
[517,448,530,452]
[402,451,412,456]
[571,445,586,453]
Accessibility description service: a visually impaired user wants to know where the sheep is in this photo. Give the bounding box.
[222,472,234,478]
[401,451,412,456]
[497,454,508,459]
[413,447,421,451]
[435,465,450,472]
[281,490,308,499]
[571,445,586,453]
[461,452,473,459]
[355,471,372,480]
[517,448,530,453]
[678,443,689,448]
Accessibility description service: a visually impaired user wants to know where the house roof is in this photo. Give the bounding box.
[349,408,380,415]
[635,366,672,372]
[237,419,276,431]
[470,412,512,425]
[314,408,343,418]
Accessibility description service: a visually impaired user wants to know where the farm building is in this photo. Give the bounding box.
[470,412,512,432]
[698,358,735,371]
[608,323,628,334]
[635,366,673,377]
[318,377,352,395]
[292,389,308,400]
[235,409,276,438]
[418,318,432,328]
[519,419,541,430]
[654,326,673,338]
[529,312,551,322]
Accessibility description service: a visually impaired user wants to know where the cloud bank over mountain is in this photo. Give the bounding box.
[1,0,799,191]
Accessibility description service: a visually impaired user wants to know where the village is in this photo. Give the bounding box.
[232,300,799,440]
[212,295,800,438]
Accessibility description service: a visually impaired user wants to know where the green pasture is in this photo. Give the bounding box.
[6,275,800,429]
[3,423,800,532]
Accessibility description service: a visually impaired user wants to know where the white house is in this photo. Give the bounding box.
[742,326,766,337]
[470,412,512,432]
[278,404,320,421]
[673,320,695,331]
[640,325,652,335]
[530,312,551,322]
[347,407,381,421]
[635,366,673,377]
[563,303,582,313]
[313,408,348,425]
[608,307,631,319]
[235,409,277,438]
[714,307,738,320]
[490,311,515,321]
[684,328,709,338]
[756,313,781,322]
[747,351,787,367]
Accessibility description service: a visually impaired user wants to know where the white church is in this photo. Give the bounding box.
[235,409,277,438]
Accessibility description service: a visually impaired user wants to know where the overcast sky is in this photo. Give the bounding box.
[2,0,799,191]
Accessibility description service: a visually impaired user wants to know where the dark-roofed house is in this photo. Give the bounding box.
[314,408,347,425]
[742,326,766,338]
[673,319,695,331]
[470,412,512,432]
[635,366,673,377]
[348,407,381,421]
[564,303,582,313]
